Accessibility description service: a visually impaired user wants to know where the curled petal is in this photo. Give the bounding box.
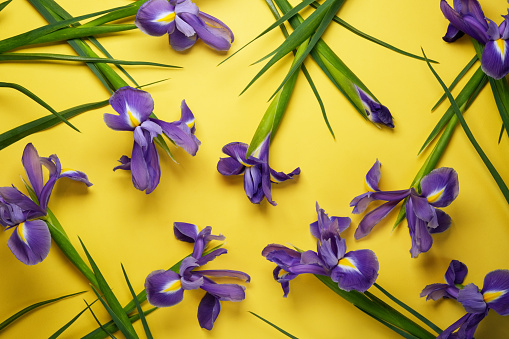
[130,138,161,194]
[330,249,379,292]
[169,28,198,51]
[7,220,51,265]
[155,118,200,156]
[458,283,487,314]
[145,269,184,307]
[482,270,509,315]
[196,248,227,266]
[365,159,381,191]
[262,244,301,260]
[177,12,232,51]
[107,87,154,130]
[197,292,221,330]
[428,209,452,234]
[22,143,44,198]
[445,260,468,286]
[59,169,92,187]
[420,283,458,301]
[409,194,438,229]
[174,222,200,243]
[113,155,131,171]
[420,167,459,207]
[135,0,176,36]
[221,142,260,167]
[0,186,43,216]
[217,157,245,176]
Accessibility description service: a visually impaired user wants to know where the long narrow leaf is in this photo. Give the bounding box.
[0,0,12,12]
[79,240,139,339]
[0,3,135,53]
[355,307,420,339]
[422,48,509,204]
[83,308,157,339]
[49,300,99,339]
[85,297,118,339]
[0,52,180,68]
[121,264,153,339]
[0,291,85,332]
[249,312,298,338]
[0,82,79,131]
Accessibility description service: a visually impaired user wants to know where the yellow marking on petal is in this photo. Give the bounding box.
[338,257,356,269]
[427,188,444,203]
[186,121,195,129]
[60,168,74,174]
[17,222,27,244]
[484,290,505,303]
[364,178,375,192]
[157,11,176,23]
[128,110,140,127]
[497,39,506,56]
[163,280,182,293]
[278,269,289,279]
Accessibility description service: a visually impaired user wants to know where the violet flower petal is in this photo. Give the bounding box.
[59,169,93,187]
[200,282,246,302]
[458,283,487,314]
[354,200,400,239]
[481,38,509,79]
[331,249,379,292]
[406,198,433,258]
[145,269,185,307]
[135,0,176,36]
[174,222,200,243]
[482,269,509,315]
[7,219,50,265]
[197,292,221,330]
[195,269,251,282]
[106,87,154,131]
[420,167,459,207]
[169,28,198,51]
[21,143,44,198]
[445,259,469,286]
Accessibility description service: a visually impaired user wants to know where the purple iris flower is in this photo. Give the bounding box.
[135,0,234,51]
[441,0,509,79]
[421,260,509,339]
[104,86,200,194]
[145,222,250,330]
[356,86,394,128]
[0,143,91,265]
[262,203,379,296]
[217,134,300,206]
[351,160,459,258]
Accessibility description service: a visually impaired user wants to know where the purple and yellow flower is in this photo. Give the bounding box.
[0,143,91,265]
[351,160,459,258]
[145,222,250,330]
[135,0,234,51]
[421,260,509,339]
[441,0,509,79]
[104,86,200,194]
[262,203,379,296]
[217,134,300,206]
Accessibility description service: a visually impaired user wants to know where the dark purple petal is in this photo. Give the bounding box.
[481,38,509,79]
[217,157,245,176]
[286,264,327,276]
[362,189,411,202]
[269,166,300,183]
[318,238,345,269]
[365,159,381,191]
[354,200,400,239]
[7,220,50,265]
[428,209,452,234]
[179,100,196,133]
[113,155,131,171]
[145,269,184,307]
[244,166,263,203]
[300,250,323,266]
[37,155,60,211]
[409,194,438,228]
[482,270,509,315]
[440,0,489,44]
[195,269,250,282]
[0,200,25,226]
[407,204,434,258]
[420,283,457,301]
[312,202,350,239]
[443,23,465,42]
[21,143,44,198]
[458,283,487,313]
[355,86,394,128]
[197,292,220,330]
[174,222,199,243]
[154,119,199,156]
[420,167,459,207]
[200,282,246,302]
[350,192,376,214]
[197,12,234,49]
[196,248,227,266]
[59,169,92,187]
[221,142,260,167]
[330,249,379,292]
[180,12,232,51]
[169,27,197,51]
[0,187,42,215]
[129,135,161,194]
[438,311,487,339]
[445,260,468,285]
[135,0,176,36]
[107,87,154,130]
[262,244,301,260]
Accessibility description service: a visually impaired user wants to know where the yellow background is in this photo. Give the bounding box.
[1,0,509,338]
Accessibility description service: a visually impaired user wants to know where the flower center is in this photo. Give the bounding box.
[426,188,444,203]
[337,257,356,269]
[163,279,182,293]
[483,290,505,303]
[17,222,28,244]
[496,38,506,57]
[157,11,176,23]
[128,109,140,127]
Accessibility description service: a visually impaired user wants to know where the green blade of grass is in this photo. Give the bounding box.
[249,312,298,338]
[0,3,135,53]
[354,307,420,339]
[49,300,99,339]
[310,1,438,64]
[431,55,478,111]
[218,0,317,66]
[422,48,509,204]
[0,82,79,132]
[0,291,85,332]
[0,0,12,12]
[79,240,139,339]
[83,308,157,339]
[85,296,118,339]
[0,52,180,68]
[121,264,153,339]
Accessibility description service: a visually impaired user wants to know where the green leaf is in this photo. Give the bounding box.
[249,312,298,338]
[82,308,157,339]
[422,48,509,204]
[79,240,139,339]
[0,3,135,53]
[310,1,438,64]
[265,0,334,138]
[240,0,341,96]
[0,291,85,332]
[86,293,119,339]
[218,0,317,66]
[0,82,79,132]
[373,283,442,335]
[49,300,99,339]
[0,99,107,151]
[121,264,153,339]
[0,0,12,12]
[431,55,478,111]
[354,307,420,339]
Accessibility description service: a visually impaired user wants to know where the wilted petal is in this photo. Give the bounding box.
[106,87,154,130]
[59,169,93,187]
[113,155,131,171]
[330,249,379,292]
[7,220,50,265]
[135,0,176,36]
[145,269,184,307]
[221,142,260,167]
[445,260,468,285]
[174,222,200,243]
[420,167,459,207]
[420,283,457,301]
[482,270,509,315]
[197,292,220,330]
[365,159,381,191]
[458,283,487,313]
[262,244,301,260]
[192,12,234,51]
[356,86,394,128]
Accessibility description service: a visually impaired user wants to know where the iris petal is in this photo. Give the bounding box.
[135,0,176,36]
[7,219,51,265]
[482,270,509,315]
[331,249,379,292]
[197,292,221,330]
[145,269,185,307]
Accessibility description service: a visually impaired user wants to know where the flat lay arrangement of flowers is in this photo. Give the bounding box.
[1,0,509,338]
